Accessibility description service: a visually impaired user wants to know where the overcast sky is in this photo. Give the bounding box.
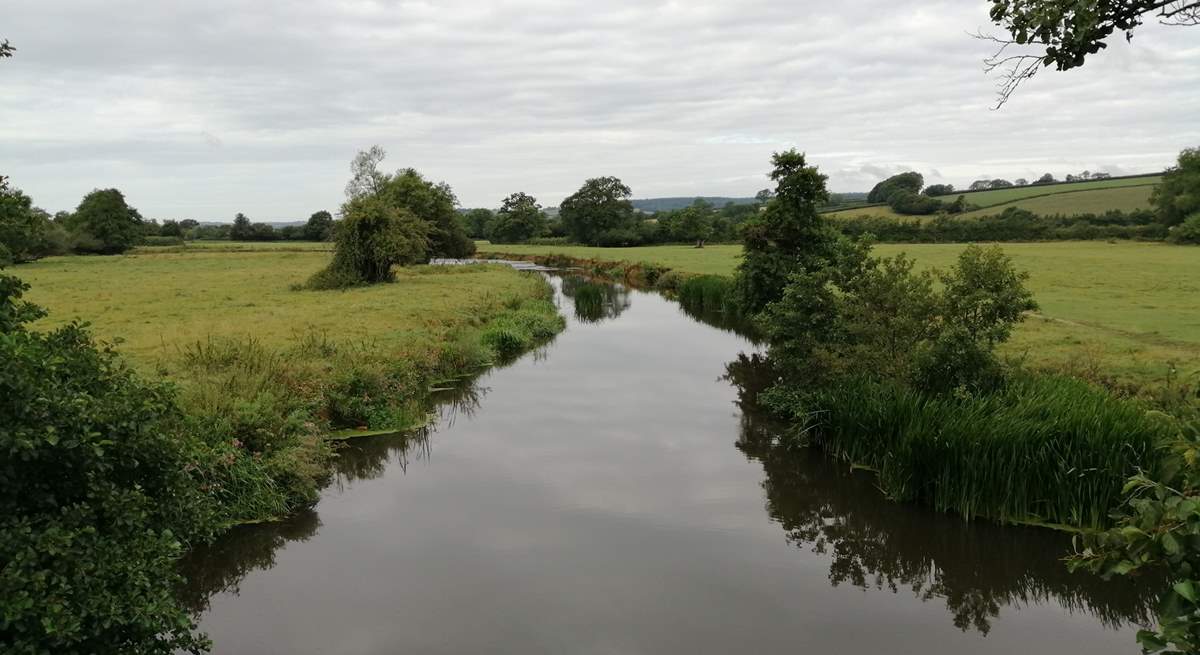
[3,1,1198,220]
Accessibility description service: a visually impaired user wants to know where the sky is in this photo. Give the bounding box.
[3,1,1199,221]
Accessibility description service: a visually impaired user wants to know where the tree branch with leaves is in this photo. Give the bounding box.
[979,0,1199,106]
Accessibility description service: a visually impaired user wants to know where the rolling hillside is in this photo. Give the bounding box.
[825,174,1160,220]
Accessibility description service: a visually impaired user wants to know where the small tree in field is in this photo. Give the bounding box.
[304,198,428,289]
[69,189,143,254]
[486,192,546,244]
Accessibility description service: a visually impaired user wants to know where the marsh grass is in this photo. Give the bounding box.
[764,374,1173,529]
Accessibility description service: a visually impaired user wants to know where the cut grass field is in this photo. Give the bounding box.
[478,241,1200,390]
[824,174,1160,221]
[15,247,546,369]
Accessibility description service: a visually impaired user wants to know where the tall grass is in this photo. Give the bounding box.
[764,374,1173,529]
[677,274,736,315]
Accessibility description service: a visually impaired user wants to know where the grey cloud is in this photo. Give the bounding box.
[2,0,1197,219]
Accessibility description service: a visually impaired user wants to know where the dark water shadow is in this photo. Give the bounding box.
[723,353,1159,635]
[559,275,631,324]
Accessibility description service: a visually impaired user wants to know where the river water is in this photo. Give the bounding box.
[182,274,1153,654]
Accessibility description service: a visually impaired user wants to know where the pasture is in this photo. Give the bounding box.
[478,241,1200,389]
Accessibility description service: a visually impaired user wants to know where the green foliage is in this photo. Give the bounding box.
[923,183,955,197]
[342,146,475,259]
[763,244,1035,392]
[303,210,334,241]
[1070,412,1200,654]
[761,373,1170,528]
[733,149,844,314]
[1154,148,1200,227]
[67,188,143,254]
[305,198,429,289]
[462,208,494,239]
[0,180,64,263]
[836,207,1166,243]
[989,0,1198,76]
[677,274,735,315]
[486,192,547,244]
[0,272,213,654]
[1169,213,1200,244]
[887,189,944,215]
[477,298,564,358]
[558,176,638,246]
[867,171,924,203]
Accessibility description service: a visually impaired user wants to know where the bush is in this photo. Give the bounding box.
[143,235,185,246]
[0,272,215,654]
[1169,213,1200,244]
[304,198,429,289]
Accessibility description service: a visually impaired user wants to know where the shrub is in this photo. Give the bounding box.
[0,272,214,654]
[304,198,429,289]
[1169,213,1200,244]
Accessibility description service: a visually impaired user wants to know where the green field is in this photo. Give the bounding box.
[15,247,551,371]
[479,241,1200,389]
[825,175,1160,220]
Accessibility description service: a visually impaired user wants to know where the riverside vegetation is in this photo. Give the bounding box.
[0,152,562,653]
[489,149,1200,653]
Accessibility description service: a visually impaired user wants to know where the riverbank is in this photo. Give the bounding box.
[14,247,565,524]
[478,241,1200,393]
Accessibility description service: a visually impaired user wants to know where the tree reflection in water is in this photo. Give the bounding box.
[724,353,1158,635]
[559,275,631,323]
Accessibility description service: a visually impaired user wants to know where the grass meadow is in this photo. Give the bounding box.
[823,175,1160,221]
[478,241,1200,390]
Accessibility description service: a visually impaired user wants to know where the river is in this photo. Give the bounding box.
[181,273,1153,654]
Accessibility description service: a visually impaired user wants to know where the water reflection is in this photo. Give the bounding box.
[559,275,631,323]
[723,353,1157,634]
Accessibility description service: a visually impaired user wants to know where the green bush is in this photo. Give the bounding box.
[0,272,215,654]
[1169,213,1200,244]
[304,197,429,289]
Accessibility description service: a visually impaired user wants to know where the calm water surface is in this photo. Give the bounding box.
[183,275,1152,654]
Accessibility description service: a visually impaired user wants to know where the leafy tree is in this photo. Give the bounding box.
[867,172,924,203]
[969,179,992,191]
[676,199,716,247]
[0,272,215,654]
[342,147,474,258]
[733,150,846,315]
[1152,147,1200,227]
[1034,173,1057,185]
[983,0,1199,104]
[762,244,1035,392]
[0,179,58,263]
[486,192,547,244]
[988,178,1014,189]
[1015,178,1029,186]
[559,176,638,246]
[229,213,253,240]
[888,190,943,215]
[0,39,12,59]
[303,210,334,241]
[160,219,183,237]
[462,208,494,240]
[923,183,955,197]
[68,189,143,254]
[305,197,429,289]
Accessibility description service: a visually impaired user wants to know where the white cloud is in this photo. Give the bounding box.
[2,0,1197,218]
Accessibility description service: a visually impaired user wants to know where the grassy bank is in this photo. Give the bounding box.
[15,247,564,522]
[479,241,1200,392]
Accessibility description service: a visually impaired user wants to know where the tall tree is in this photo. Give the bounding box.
[733,150,845,315]
[867,172,924,203]
[982,0,1199,105]
[303,210,334,241]
[229,213,253,240]
[69,189,143,254]
[558,176,637,246]
[341,147,474,259]
[486,193,546,244]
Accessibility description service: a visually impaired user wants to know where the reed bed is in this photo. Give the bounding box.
[766,374,1173,529]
